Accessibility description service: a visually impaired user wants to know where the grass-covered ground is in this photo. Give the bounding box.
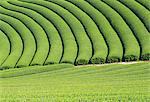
[0,62,149,102]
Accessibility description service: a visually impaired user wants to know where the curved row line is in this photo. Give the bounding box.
[101,0,150,60]
[46,0,108,64]
[136,0,150,11]
[0,20,23,69]
[11,0,78,64]
[12,0,92,65]
[20,0,150,61]
[119,0,150,32]
[0,1,49,66]
[0,30,10,67]
[66,0,123,63]
[87,0,141,61]
[5,1,63,65]
[0,13,36,68]
[0,0,149,69]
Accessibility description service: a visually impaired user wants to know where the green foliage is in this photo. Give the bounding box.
[47,0,108,64]
[141,54,150,60]
[136,0,150,11]
[20,0,92,65]
[8,0,63,65]
[102,0,150,61]
[119,0,150,32]
[0,0,149,101]
[0,1,49,66]
[68,0,123,64]
[124,55,139,62]
[91,57,105,64]
[17,0,78,64]
[87,0,141,62]
[0,14,36,67]
[0,30,10,66]
[21,0,92,65]
[0,20,23,69]
[75,59,89,65]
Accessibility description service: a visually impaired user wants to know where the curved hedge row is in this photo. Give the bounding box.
[0,14,36,68]
[0,0,149,69]
[136,0,150,11]
[19,0,92,65]
[103,0,150,60]
[0,20,23,69]
[17,1,77,64]
[119,0,150,32]
[16,0,78,64]
[67,0,123,63]
[8,0,63,65]
[46,0,108,64]
[87,0,141,62]
[0,30,10,67]
[0,2,49,66]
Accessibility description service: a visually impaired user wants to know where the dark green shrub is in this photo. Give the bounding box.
[19,0,93,65]
[141,54,150,60]
[107,57,121,63]
[75,59,89,65]
[91,57,105,64]
[124,55,139,62]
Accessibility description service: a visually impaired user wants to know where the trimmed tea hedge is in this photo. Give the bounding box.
[87,0,141,62]
[17,0,78,64]
[20,0,93,65]
[103,0,150,60]
[0,14,36,68]
[119,0,150,32]
[0,20,23,69]
[136,0,150,11]
[0,30,10,67]
[0,0,149,68]
[8,0,63,65]
[0,2,49,66]
[67,0,123,63]
[47,0,108,64]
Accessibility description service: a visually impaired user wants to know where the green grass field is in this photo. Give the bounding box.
[0,62,149,101]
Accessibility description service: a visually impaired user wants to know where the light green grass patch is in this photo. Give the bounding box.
[0,62,149,101]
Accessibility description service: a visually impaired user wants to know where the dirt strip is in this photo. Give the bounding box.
[76,61,150,67]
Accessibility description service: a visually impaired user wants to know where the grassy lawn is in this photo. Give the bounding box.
[0,62,149,102]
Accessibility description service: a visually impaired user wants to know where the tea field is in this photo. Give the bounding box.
[0,0,150,101]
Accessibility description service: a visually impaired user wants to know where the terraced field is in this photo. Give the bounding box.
[0,0,149,69]
[0,0,150,101]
